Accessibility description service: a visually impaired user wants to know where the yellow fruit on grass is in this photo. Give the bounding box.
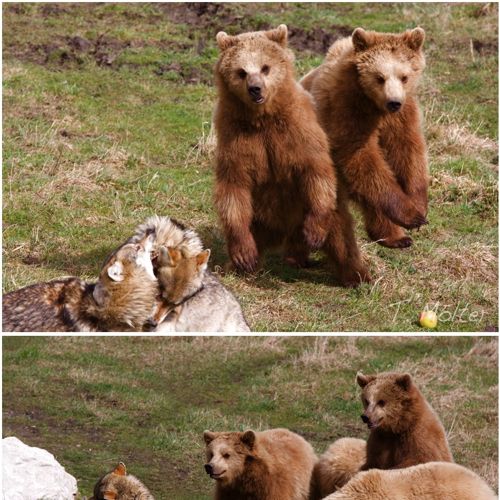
[419,310,438,329]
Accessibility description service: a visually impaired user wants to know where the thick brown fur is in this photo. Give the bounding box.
[3,239,158,332]
[357,371,453,470]
[322,462,497,500]
[302,28,429,249]
[310,438,366,499]
[90,462,155,500]
[313,372,453,498]
[214,25,370,287]
[203,428,316,500]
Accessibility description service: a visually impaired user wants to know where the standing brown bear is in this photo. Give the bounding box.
[203,428,316,500]
[302,28,429,248]
[213,25,370,287]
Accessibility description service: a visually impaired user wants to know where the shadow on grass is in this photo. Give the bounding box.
[41,244,116,278]
[196,223,350,289]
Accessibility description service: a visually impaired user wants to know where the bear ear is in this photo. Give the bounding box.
[203,430,217,444]
[352,28,375,52]
[241,430,256,449]
[356,372,375,388]
[395,373,413,391]
[264,24,288,47]
[113,462,126,476]
[405,27,425,51]
[216,31,238,51]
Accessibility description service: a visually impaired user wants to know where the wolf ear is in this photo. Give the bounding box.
[203,430,216,444]
[352,28,374,52]
[241,430,256,449]
[405,27,425,50]
[264,24,288,47]
[107,261,124,282]
[113,462,126,476]
[196,249,211,271]
[356,372,375,388]
[216,31,238,51]
[158,246,182,267]
[395,373,413,391]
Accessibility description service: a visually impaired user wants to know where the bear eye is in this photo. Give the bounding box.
[261,64,270,75]
[378,400,386,407]
[376,75,385,84]
[223,453,230,459]
[237,69,247,79]
[401,75,408,83]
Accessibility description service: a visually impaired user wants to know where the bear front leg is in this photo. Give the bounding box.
[362,204,413,248]
[215,179,259,273]
[342,138,427,230]
[380,98,429,217]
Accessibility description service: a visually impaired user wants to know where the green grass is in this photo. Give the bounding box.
[2,336,498,498]
[2,3,498,331]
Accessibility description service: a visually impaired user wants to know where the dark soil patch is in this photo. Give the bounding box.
[161,2,352,54]
[472,38,498,56]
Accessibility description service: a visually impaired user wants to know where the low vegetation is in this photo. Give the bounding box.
[3,3,498,331]
[3,336,498,498]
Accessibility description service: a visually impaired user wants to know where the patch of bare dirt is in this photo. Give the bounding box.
[472,38,498,57]
[161,3,352,54]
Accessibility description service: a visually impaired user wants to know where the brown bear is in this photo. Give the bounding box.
[322,462,497,500]
[203,428,316,500]
[310,437,366,500]
[312,372,453,498]
[213,24,370,287]
[302,28,429,249]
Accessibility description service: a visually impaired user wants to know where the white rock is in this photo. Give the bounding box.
[3,436,77,500]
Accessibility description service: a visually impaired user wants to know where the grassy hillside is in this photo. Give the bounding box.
[2,336,498,498]
[3,3,498,331]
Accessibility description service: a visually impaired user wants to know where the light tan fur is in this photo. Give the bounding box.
[303,28,429,249]
[310,438,366,499]
[90,462,154,500]
[203,428,316,500]
[322,462,497,500]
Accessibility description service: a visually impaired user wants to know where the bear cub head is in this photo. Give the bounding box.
[352,27,425,113]
[215,24,294,107]
[356,371,420,433]
[203,430,257,484]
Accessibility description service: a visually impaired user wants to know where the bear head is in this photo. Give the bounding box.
[351,27,425,113]
[356,371,420,433]
[215,25,295,108]
[203,430,257,485]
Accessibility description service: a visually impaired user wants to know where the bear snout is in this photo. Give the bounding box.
[204,463,213,475]
[386,100,402,112]
[361,414,370,424]
[247,75,265,103]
